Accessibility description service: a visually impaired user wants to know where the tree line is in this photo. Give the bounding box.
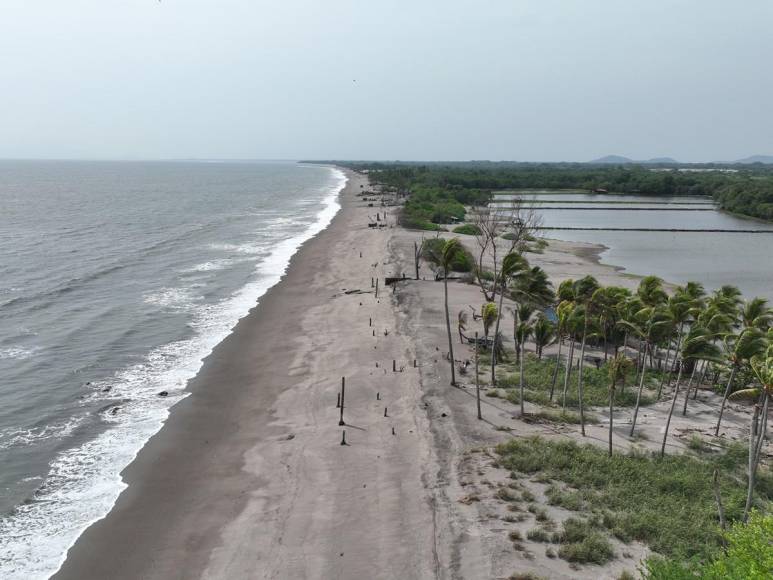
[341,161,773,222]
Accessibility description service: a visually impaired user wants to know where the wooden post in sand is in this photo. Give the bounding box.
[392,359,396,372]
[338,377,346,426]
[475,332,482,420]
[336,393,340,408]
[375,278,379,298]
[340,430,347,445]
[369,317,372,327]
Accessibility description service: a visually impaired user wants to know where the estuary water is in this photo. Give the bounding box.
[0,160,345,578]
[494,193,773,301]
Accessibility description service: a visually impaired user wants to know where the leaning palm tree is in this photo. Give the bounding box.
[682,306,734,415]
[532,315,555,360]
[715,327,767,436]
[481,302,497,345]
[607,354,633,456]
[489,251,529,386]
[660,326,723,457]
[728,336,771,522]
[550,300,573,401]
[741,297,772,330]
[574,276,601,436]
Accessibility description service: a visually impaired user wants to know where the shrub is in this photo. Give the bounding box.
[452,223,482,235]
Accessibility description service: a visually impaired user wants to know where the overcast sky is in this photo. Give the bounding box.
[1,1,771,162]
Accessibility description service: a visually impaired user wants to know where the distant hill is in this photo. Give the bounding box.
[734,155,773,164]
[588,155,679,165]
[589,155,634,164]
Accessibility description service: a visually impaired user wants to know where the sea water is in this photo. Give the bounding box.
[0,160,345,578]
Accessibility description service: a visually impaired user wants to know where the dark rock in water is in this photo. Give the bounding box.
[283,433,295,441]
[158,391,169,397]
[102,386,112,393]
[110,406,121,415]
[441,412,447,417]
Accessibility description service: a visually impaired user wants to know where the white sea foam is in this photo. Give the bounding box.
[0,346,40,360]
[0,167,346,580]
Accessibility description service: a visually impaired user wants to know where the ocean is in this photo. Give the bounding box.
[0,160,345,578]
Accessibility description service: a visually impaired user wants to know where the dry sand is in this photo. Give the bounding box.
[52,170,764,580]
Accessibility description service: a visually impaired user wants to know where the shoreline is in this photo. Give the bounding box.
[49,170,733,579]
[50,167,357,579]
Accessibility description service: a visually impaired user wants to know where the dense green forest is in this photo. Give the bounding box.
[333,162,773,226]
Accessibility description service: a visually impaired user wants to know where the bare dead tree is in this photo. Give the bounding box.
[469,195,541,305]
[414,236,425,280]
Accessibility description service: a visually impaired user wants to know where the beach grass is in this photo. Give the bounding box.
[494,352,659,408]
[496,436,773,560]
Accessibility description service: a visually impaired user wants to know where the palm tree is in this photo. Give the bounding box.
[657,294,692,397]
[562,306,585,412]
[741,297,772,330]
[489,252,529,386]
[514,306,535,415]
[619,305,670,436]
[715,327,767,436]
[481,302,497,345]
[661,326,723,457]
[682,306,733,415]
[574,276,601,436]
[607,354,633,456]
[425,238,464,386]
[532,315,555,360]
[550,300,573,401]
[728,335,771,522]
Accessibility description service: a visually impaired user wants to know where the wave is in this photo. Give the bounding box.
[0,166,346,580]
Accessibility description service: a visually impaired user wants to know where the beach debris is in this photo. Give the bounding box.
[338,377,346,426]
[282,434,295,441]
[158,390,169,397]
[384,329,389,336]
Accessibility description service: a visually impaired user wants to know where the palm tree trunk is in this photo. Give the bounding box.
[490,275,507,387]
[681,363,698,416]
[549,337,563,401]
[658,329,675,398]
[444,270,456,386]
[519,347,525,415]
[743,391,768,523]
[693,360,709,400]
[562,338,575,411]
[715,366,737,436]
[578,314,589,436]
[662,323,684,395]
[661,363,685,457]
[475,332,481,420]
[630,342,649,436]
[609,382,615,457]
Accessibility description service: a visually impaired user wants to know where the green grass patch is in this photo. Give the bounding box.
[499,353,658,408]
[496,436,772,560]
[452,223,482,235]
[555,518,615,564]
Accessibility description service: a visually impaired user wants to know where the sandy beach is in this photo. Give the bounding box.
[52,169,759,580]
